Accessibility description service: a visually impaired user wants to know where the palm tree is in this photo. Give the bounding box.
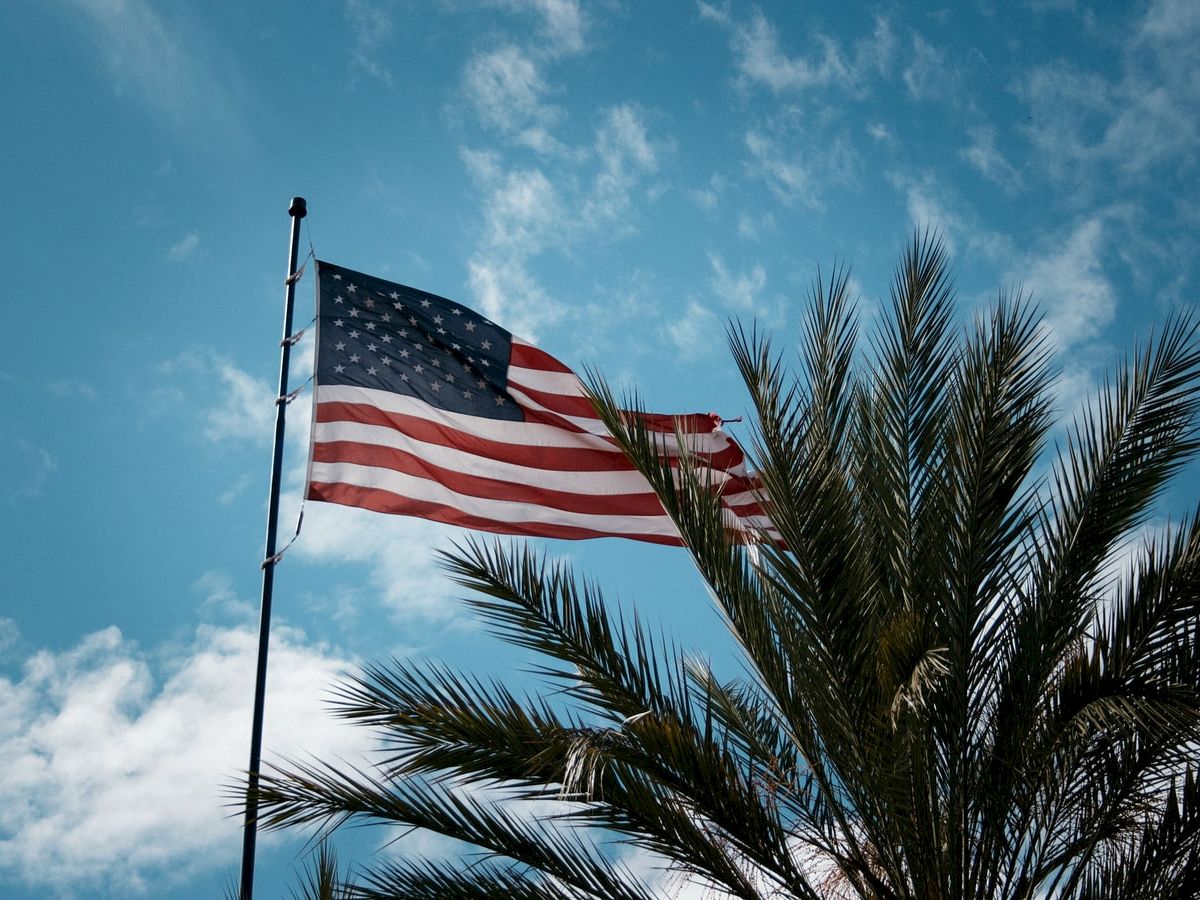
[252,234,1200,898]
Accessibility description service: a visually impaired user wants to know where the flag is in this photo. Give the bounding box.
[306,261,772,545]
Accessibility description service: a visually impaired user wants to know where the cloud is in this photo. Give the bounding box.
[463,45,563,152]
[291,501,470,625]
[902,32,957,103]
[583,105,660,228]
[495,0,588,56]
[344,0,396,84]
[459,106,662,340]
[1018,3,1200,183]
[702,7,893,97]
[203,361,276,445]
[4,438,58,500]
[0,624,364,894]
[960,125,1024,191]
[708,254,766,312]
[1020,218,1116,350]
[743,129,850,209]
[667,301,723,360]
[168,232,200,261]
[63,0,248,145]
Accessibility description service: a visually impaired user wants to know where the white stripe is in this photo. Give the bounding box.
[310,460,683,538]
[507,365,586,396]
[316,384,618,451]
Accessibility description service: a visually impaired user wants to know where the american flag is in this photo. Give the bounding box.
[306,261,772,545]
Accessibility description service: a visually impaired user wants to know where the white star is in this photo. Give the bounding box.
[452,309,462,316]
[334,295,344,304]
[398,329,409,338]
[367,343,377,352]
[334,364,345,373]
[333,319,345,328]
[399,349,410,358]
[408,316,418,326]
[366,322,376,330]
[335,341,346,351]
[364,298,374,308]
[381,335,392,343]
[389,291,400,300]
[430,382,441,392]
[414,364,424,374]
[433,315,443,325]
[445,374,455,383]
[481,340,492,350]
[477,378,486,388]
[347,284,357,293]
[367,366,378,375]
[382,357,392,366]
[349,330,360,338]
[465,321,477,332]
[393,301,403,310]
[437,327,446,335]
[463,390,473,399]
[381,313,391,323]
[349,309,360,318]
[400,373,409,381]
[451,343,461,351]
[494,395,506,405]
[332,273,342,280]
[420,298,431,308]
[480,359,490,367]
[431,359,441,368]
[349,354,360,363]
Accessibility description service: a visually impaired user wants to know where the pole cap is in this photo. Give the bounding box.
[289,197,307,218]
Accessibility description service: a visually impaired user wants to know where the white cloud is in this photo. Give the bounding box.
[1018,3,1200,183]
[344,0,396,84]
[961,125,1023,191]
[902,32,956,102]
[584,105,660,228]
[1021,218,1116,351]
[5,438,58,500]
[463,45,563,152]
[0,619,16,657]
[708,254,766,312]
[498,0,588,56]
[744,131,819,208]
[203,361,275,445]
[703,7,892,97]
[63,0,247,144]
[668,301,723,360]
[168,231,200,261]
[0,624,364,894]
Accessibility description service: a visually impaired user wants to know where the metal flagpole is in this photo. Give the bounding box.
[240,196,307,900]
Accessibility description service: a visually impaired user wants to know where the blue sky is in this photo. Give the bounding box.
[2,0,1198,897]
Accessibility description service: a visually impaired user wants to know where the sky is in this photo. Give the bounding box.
[1,0,1198,897]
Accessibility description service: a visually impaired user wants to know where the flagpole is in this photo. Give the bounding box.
[240,196,306,900]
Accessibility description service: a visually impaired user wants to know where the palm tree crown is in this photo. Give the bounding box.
[253,234,1200,899]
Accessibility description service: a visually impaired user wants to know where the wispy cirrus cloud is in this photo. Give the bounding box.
[344,0,396,84]
[699,4,894,97]
[63,0,249,146]
[463,45,564,153]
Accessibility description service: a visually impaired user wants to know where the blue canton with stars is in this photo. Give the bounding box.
[315,261,523,422]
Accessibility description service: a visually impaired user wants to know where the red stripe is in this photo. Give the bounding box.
[311,440,671,516]
[510,341,574,373]
[508,380,599,418]
[308,480,683,545]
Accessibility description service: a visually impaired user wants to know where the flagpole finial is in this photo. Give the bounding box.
[289,197,307,218]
